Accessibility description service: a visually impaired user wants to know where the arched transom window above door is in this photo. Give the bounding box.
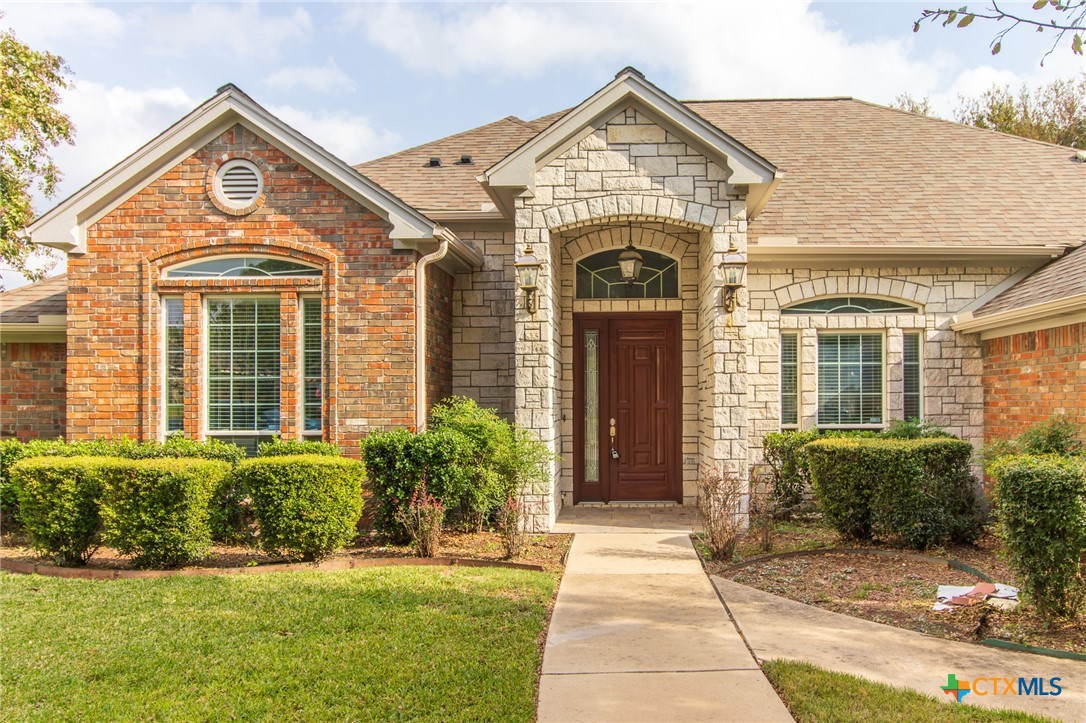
[575,248,679,299]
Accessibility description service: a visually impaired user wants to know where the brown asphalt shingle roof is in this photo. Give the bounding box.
[0,274,67,324]
[358,98,1086,248]
[356,114,560,214]
[975,244,1086,316]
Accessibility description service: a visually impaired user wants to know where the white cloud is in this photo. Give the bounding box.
[267,105,401,163]
[135,2,312,61]
[1,0,125,50]
[340,1,1074,112]
[263,58,357,93]
[46,81,197,204]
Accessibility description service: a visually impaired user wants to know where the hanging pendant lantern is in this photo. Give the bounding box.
[617,224,643,283]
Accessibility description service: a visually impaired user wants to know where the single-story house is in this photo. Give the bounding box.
[1,68,1083,531]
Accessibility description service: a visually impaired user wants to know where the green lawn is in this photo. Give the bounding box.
[763,660,1056,723]
[1,567,557,721]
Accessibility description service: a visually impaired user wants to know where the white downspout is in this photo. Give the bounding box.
[414,231,450,431]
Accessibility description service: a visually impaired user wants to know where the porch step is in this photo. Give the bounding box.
[573,501,682,508]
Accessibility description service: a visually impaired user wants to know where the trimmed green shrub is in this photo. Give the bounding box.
[991,454,1086,618]
[257,436,340,457]
[881,419,953,439]
[361,399,555,540]
[11,456,107,565]
[361,428,425,541]
[98,458,231,568]
[806,437,979,549]
[763,430,820,509]
[0,436,244,535]
[1013,414,1083,456]
[429,396,515,527]
[236,455,365,561]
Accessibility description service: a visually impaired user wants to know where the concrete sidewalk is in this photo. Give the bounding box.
[714,576,1086,722]
[537,528,793,722]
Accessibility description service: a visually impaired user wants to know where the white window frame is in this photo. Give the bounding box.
[201,294,283,440]
[161,296,185,440]
[902,330,924,421]
[815,330,887,430]
[779,332,800,430]
[300,295,323,439]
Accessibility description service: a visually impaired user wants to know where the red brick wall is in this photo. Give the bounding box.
[426,266,454,413]
[0,342,66,440]
[982,322,1086,442]
[68,124,419,452]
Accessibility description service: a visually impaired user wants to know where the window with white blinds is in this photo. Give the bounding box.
[302,298,322,435]
[903,332,923,420]
[817,333,884,427]
[164,298,184,434]
[206,298,281,433]
[780,333,799,428]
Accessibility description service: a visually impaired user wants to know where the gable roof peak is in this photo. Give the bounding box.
[615,66,646,80]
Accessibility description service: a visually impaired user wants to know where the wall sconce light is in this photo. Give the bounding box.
[514,245,542,314]
[719,241,747,313]
[617,223,643,283]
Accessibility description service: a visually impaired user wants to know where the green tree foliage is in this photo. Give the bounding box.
[891,73,1086,147]
[891,93,934,116]
[956,72,1086,147]
[913,1,1085,62]
[0,19,74,284]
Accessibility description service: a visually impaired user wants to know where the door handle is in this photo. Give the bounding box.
[609,418,619,459]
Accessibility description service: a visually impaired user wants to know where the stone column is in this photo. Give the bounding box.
[514,201,559,531]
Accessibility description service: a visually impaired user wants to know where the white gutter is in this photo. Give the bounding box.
[414,229,451,431]
[951,293,1086,337]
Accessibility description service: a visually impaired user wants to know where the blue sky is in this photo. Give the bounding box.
[3,1,1082,286]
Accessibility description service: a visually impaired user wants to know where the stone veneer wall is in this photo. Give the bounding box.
[448,228,517,420]
[513,107,748,531]
[0,342,66,440]
[982,322,1085,442]
[745,265,1018,462]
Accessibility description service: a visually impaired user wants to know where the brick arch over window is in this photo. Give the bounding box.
[773,276,932,309]
[147,238,337,275]
[544,194,725,234]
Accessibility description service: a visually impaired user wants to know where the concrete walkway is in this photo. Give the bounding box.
[538,512,793,722]
[714,577,1086,722]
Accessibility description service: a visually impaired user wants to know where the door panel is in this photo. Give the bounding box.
[573,314,680,503]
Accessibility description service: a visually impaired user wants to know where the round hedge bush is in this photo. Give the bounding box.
[234,455,365,561]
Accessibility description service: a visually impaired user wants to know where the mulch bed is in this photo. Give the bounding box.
[702,521,1086,654]
[0,530,572,575]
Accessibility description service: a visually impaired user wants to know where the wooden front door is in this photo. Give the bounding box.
[573,313,682,503]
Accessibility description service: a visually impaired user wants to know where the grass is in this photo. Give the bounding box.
[1,566,557,721]
[763,660,1056,723]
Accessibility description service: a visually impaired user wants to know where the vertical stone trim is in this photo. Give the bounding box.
[885,328,904,424]
[182,292,202,439]
[514,199,560,531]
[280,292,300,440]
[799,328,819,429]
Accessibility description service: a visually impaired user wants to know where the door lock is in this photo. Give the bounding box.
[609,418,619,459]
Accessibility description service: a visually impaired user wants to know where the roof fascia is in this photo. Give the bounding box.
[749,242,1065,267]
[952,294,1086,337]
[484,71,778,194]
[0,323,66,343]
[28,88,438,254]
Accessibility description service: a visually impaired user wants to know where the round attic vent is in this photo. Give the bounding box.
[213,159,264,209]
